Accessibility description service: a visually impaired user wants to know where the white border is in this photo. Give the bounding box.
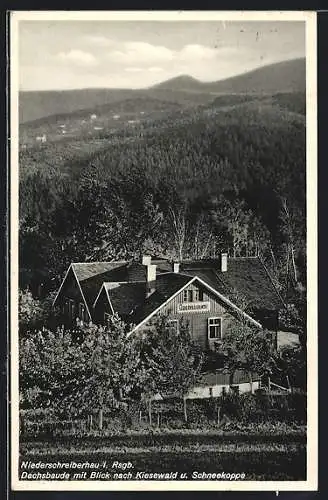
[10,10,317,492]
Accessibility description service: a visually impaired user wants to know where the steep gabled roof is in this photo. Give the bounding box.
[72,261,128,282]
[101,281,147,317]
[129,273,192,327]
[180,257,284,311]
[56,256,283,326]
[73,263,128,309]
[129,273,262,333]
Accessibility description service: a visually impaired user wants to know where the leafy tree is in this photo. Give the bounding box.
[138,316,203,401]
[19,316,141,427]
[221,322,278,393]
[277,344,306,390]
[19,98,306,304]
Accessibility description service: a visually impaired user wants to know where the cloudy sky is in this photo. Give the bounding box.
[19,20,305,91]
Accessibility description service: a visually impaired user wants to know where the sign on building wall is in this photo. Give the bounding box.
[177,301,210,313]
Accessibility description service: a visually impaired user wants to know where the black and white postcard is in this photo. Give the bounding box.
[9,10,318,492]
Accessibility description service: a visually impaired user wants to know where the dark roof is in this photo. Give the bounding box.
[103,282,146,317]
[71,259,172,310]
[129,273,192,326]
[73,262,128,309]
[72,262,128,282]
[180,257,284,311]
[69,256,283,318]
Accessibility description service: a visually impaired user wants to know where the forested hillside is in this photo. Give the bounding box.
[20,89,306,308]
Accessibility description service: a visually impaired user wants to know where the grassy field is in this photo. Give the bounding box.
[20,431,306,481]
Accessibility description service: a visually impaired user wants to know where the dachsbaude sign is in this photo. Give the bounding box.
[177,301,210,313]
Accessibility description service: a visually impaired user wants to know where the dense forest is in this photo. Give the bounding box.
[19,90,306,312]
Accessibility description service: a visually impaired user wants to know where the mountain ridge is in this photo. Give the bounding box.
[153,58,305,94]
[19,58,305,124]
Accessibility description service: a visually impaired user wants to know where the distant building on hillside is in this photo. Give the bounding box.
[35,134,47,143]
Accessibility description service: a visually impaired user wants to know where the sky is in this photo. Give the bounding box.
[18,20,306,91]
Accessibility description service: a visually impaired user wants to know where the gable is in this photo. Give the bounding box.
[53,266,91,318]
[180,257,284,311]
[129,275,261,334]
[93,286,114,322]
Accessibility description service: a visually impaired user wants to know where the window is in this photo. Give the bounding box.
[208,317,222,340]
[78,303,85,321]
[183,288,204,302]
[194,289,204,302]
[168,319,179,334]
[68,299,75,319]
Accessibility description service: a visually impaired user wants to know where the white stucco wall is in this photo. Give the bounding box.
[186,381,260,399]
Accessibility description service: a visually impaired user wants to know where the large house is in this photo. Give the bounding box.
[53,254,288,395]
[53,254,285,345]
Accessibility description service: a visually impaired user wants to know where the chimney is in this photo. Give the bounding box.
[173,262,180,273]
[141,256,156,297]
[142,255,151,266]
[221,252,228,272]
[146,264,157,297]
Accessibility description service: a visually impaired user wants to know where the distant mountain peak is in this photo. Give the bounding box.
[152,74,202,91]
[152,58,305,94]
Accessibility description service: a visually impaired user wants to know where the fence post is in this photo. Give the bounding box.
[217,406,221,425]
[99,409,103,430]
[183,397,188,423]
[148,399,152,426]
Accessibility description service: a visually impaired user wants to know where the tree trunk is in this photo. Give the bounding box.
[290,246,298,283]
[217,406,221,425]
[248,372,254,394]
[89,414,93,431]
[98,408,103,430]
[183,397,188,423]
[148,399,152,426]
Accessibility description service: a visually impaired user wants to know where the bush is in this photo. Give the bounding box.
[19,390,307,437]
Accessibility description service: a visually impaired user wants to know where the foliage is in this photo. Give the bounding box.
[220,323,279,390]
[19,289,58,333]
[19,98,306,305]
[19,315,204,418]
[19,315,141,416]
[136,316,203,400]
[277,344,306,390]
